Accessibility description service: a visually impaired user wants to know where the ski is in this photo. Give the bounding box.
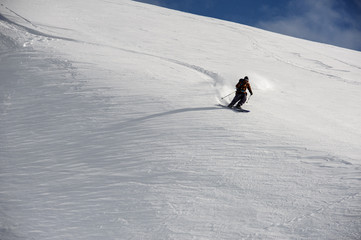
[217,104,250,112]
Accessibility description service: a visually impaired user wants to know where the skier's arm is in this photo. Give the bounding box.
[248,84,253,95]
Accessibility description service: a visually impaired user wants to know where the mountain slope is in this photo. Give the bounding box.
[1,0,361,239]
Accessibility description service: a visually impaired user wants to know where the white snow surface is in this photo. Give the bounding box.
[1,0,361,239]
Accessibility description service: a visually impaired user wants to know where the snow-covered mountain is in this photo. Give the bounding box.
[1,0,360,239]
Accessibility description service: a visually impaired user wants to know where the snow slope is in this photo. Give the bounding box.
[1,0,361,239]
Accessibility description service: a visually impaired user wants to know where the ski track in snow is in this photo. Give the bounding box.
[1,1,361,239]
[0,4,226,99]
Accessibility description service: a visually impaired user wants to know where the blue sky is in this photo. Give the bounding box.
[134,0,361,51]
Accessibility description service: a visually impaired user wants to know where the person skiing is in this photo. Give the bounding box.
[228,76,253,109]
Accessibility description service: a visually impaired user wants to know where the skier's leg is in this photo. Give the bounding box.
[228,94,242,107]
[235,93,247,108]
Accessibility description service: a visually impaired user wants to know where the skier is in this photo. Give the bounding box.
[228,76,253,109]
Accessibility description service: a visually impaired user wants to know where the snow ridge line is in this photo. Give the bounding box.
[0,11,227,104]
[0,4,225,93]
[0,6,223,86]
[0,4,37,28]
[0,11,77,43]
[0,10,224,89]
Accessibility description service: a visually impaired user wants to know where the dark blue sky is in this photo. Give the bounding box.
[134,0,361,51]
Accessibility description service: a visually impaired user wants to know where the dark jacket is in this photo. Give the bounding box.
[236,79,253,95]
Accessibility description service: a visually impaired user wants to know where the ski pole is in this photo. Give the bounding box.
[221,91,235,99]
[246,94,252,103]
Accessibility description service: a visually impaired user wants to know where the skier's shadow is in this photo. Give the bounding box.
[129,106,219,123]
[101,106,220,132]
